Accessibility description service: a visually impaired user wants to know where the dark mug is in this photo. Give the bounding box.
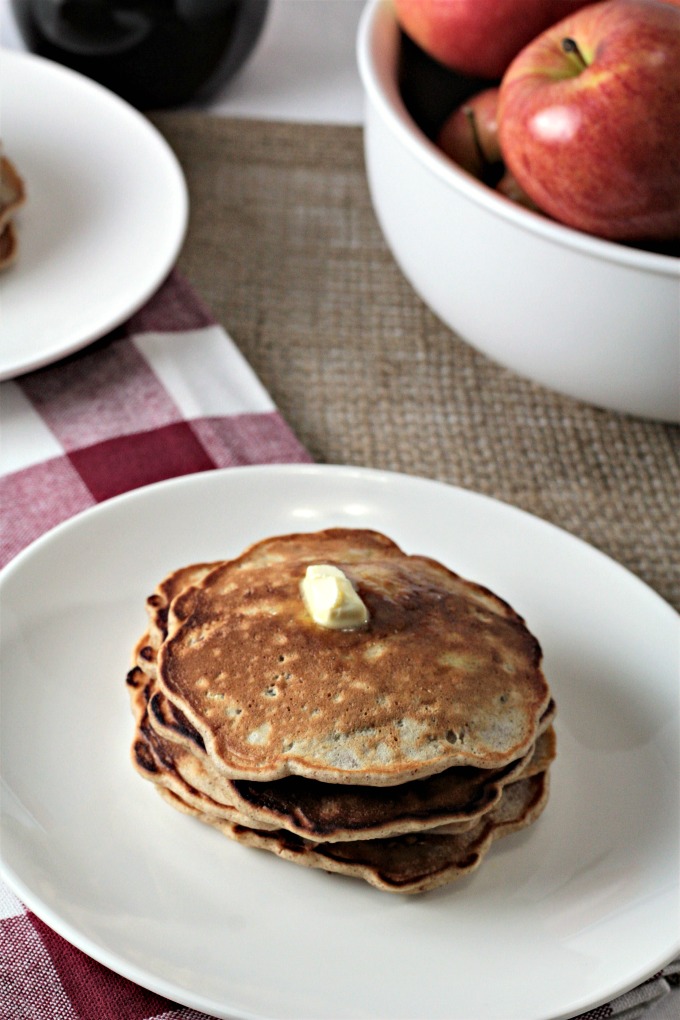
[10,0,270,109]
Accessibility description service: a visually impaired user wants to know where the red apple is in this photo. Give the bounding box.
[392,0,592,80]
[436,87,502,178]
[498,0,680,241]
[496,170,541,211]
[436,88,540,209]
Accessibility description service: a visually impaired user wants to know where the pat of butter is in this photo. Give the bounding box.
[301,564,369,630]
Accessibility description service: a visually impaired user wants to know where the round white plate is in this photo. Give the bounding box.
[1,465,678,1020]
[0,49,188,379]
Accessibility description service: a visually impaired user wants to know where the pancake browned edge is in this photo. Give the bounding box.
[129,652,556,843]
[128,660,553,893]
[128,529,556,893]
[0,154,26,270]
[158,530,553,784]
[159,772,551,894]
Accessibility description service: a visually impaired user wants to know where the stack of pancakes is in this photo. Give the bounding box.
[127,529,556,894]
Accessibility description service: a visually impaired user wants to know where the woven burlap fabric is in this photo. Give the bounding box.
[151,112,679,611]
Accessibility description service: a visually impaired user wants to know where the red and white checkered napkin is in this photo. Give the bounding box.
[0,270,309,566]
[0,272,677,1019]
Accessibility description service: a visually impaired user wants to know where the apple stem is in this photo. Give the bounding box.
[464,105,488,170]
[562,37,588,72]
[462,105,504,187]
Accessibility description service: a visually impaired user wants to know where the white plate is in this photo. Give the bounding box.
[1,465,678,1020]
[0,50,188,379]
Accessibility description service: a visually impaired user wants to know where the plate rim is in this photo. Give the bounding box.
[1,463,677,621]
[0,48,189,380]
[1,463,678,1020]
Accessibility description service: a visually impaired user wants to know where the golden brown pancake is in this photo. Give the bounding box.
[126,665,277,828]
[156,529,551,785]
[178,725,554,841]
[145,561,221,652]
[133,664,556,842]
[159,772,550,894]
[0,154,25,270]
[128,529,556,892]
[130,632,556,843]
[0,222,18,270]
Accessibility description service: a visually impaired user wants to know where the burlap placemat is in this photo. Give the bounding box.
[150,112,679,611]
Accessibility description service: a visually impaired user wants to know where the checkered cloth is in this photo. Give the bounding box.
[0,271,677,1019]
[1,271,309,566]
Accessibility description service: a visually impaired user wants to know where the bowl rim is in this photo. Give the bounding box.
[356,0,680,278]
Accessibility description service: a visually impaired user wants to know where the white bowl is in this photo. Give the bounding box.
[357,0,680,422]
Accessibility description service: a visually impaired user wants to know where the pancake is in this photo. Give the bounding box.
[136,671,556,842]
[157,529,552,785]
[128,529,556,892]
[145,561,221,652]
[131,636,556,843]
[161,771,550,894]
[0,222,18,270]
[0,154,25,270]
[175,724,555,841]
[130,666,553,846]
[127,665,277,828]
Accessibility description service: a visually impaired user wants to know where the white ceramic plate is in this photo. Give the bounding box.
[1,465,678,1020]
[0,50,188,379]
